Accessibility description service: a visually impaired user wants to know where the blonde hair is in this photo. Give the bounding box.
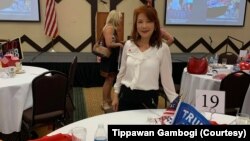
[106,10,122,29]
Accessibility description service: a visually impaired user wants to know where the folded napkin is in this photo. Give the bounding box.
[29,133,71,141]
[213,73,227,80]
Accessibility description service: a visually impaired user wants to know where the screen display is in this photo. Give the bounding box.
[165,0,247,26]
[0,0,40,22]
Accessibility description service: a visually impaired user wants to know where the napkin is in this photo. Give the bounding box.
[213,73,227,80]
[29,133,71,141]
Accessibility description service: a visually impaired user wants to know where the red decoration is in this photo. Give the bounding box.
[239,61,250,70]
[0,54,19,67]
[209,120,218,125]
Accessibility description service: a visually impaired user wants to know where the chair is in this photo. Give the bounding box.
[22,70,68,138]
[67,56,78,109]
[218,52,238,64]
[159,84,180,108]
[219,71,250,115]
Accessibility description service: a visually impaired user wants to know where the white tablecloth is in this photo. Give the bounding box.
[180,68,221,105]
[180,67,250,114]
[0,66,48,134]
[48,109,236,140]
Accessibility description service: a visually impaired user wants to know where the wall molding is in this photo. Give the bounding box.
[174,38,249,53]
[21,34,250,53]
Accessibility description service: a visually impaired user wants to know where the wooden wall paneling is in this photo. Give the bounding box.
[96,12,108,40]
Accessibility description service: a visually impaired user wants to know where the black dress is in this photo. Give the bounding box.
[100,28,120,77]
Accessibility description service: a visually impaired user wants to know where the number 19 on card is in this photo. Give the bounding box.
[196,90,225,114]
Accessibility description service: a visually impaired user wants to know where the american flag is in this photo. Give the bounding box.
[154,96,180,125]
[45,0,58,38]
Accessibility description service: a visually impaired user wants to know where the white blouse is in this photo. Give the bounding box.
[114,40,178,102]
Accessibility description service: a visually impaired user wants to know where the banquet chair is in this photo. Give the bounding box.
[219,71,250,115]
[22,70,68,138]
[218,52,238,64]
[67,56,78,110]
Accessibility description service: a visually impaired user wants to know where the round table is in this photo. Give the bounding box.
[180,66,233,105]
[0,66,48,134]
[48,109,236,140]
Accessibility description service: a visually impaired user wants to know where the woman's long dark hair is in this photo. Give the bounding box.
[131,5,162,48]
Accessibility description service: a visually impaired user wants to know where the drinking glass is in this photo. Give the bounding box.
[15,62,22,72]
[7,66,16,78]
[236,113,249,125]
[222,58,227,65]
[70,127,87,141]
[213,54,218,65]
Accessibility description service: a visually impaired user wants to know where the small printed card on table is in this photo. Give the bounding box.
[239,50,248,58]
[196,89,225,114]
[1,38,23,59]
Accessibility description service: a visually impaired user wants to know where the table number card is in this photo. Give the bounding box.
[1,38,23,59]
[239,50,248,58]
[196,89,225,114]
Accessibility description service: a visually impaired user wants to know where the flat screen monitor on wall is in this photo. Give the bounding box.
[165,0,247,26]
[0,0,40,22]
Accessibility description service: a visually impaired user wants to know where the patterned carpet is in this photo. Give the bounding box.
[73,87,87,121]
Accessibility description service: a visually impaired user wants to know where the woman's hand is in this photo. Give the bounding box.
[110,42,123,48]
[119,41,126,45]
[160,27,174,46]
[117,42,124,48]
[112,93,119,111]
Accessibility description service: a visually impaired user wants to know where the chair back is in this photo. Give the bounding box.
[219,71,250,114]
[68,56,78,88]
[32,70,68,119]
[66,56,78,110]
[218,52,238,64]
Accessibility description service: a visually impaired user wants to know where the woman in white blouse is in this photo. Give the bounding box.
[112,5,178,111]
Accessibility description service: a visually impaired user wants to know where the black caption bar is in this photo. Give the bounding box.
[108,125,250,140]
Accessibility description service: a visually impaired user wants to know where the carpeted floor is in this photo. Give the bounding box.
[73,87,87,121]
[84,87,105,117]
[83,87,166,116]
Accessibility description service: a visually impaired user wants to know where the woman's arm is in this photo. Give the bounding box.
[103,25,123,48]
[113,41,129,94]
[160,28,174,46]
[160,44,178,102]
[112,41,129,111]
